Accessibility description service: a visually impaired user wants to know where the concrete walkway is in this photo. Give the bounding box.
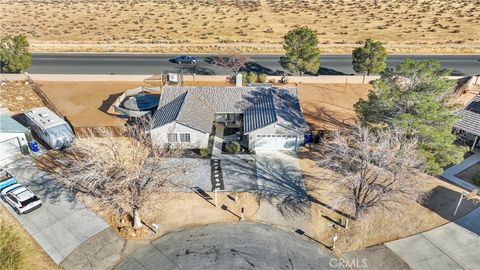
[385,207,480,270]
[115,223,343,270]
[211,123,224,160]
[441,153,480,191]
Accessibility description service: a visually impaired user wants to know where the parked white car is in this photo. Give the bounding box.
[0,172,42,214]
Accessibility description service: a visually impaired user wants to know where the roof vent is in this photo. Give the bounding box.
[40,113,49,118]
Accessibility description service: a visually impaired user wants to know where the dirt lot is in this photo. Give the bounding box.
[0,204,58,270]
[38,81,147,129]
[1,0,478,53]
[298,146,479,253]
[0,81,46,114]
[298,83,371,130]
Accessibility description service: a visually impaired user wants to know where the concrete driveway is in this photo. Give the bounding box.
[1,157,110,264]
[115,223,342,270]
[385,207,480,270]
[255,151,309,228]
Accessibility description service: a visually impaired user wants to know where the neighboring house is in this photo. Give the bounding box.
[150,86,308,151]
[454,95,480,151]
[0,113,30,163]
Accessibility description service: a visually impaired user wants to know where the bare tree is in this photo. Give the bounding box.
[211,53,252,74]
[41,119,186,229]
[317,124,427,219]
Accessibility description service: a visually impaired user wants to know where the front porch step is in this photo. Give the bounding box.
[210,159,225,191]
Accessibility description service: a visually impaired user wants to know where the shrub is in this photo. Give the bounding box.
[0,222,23,270]
[473,174,480,185]
[279,74,289,84]
[224,141,241,153]
[258,73,268,83]
[246,71,257,83]
[241,71,248,84]
[200,147,209,157]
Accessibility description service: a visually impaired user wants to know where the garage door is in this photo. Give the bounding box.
[254,134,297,151]
[0,137,21,162]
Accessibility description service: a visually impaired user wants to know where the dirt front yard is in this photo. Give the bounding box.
[298,83,372,130]
[298,146,479,253]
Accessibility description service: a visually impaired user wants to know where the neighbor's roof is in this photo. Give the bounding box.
[0,114,28,134]
[454,95,480,136]
[152,86,307,134]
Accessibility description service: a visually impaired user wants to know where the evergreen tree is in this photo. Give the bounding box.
[352,39,387,75]
[281,27,320,76]
[355,59,468,174]
[0,35,31,73]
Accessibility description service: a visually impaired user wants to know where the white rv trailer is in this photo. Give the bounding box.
[24,107,75,149]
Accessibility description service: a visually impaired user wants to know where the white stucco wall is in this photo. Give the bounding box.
[150,122,209,149]
[247,123,305,150]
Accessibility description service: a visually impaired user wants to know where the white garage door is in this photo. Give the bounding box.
[254,134,297,151]
[0,137,21,162]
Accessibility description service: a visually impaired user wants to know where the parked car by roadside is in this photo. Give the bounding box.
[0,168,42,214]
[24,107,75,149]
[175,55,197,64]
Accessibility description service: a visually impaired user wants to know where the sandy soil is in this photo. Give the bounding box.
[38,81,146,129]
[79,191,260,240]
[298,83,372,130]
[1,0,478,54]
[0,204,58,270]
[298,146,479,253]
[0,81,46,114]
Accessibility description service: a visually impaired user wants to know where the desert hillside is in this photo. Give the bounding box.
[1,0,479,53]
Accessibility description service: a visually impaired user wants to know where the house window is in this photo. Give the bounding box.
[167,133,178,143]
[180,133,191,143]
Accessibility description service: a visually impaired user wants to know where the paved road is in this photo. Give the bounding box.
[27,53,480,76]
[115,223,342,270]
[1,157,110,264]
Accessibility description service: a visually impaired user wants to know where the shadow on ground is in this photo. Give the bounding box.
[422,185,478,221]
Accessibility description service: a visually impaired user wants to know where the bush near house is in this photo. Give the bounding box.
[200,147,210,157]
[258,73,268,83]
[246,72,257,83]
[473,174,480,185]
[224,141,241,153]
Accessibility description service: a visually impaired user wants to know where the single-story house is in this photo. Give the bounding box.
[453,95,480,151]
[0,113,30,163]
[150,86,308,151]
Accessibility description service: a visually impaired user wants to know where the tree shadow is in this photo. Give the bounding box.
[244,62,284,75]
[255,153,310,218]
[315,67,349,75]
[303,104,354,130]
[421,185,478,221]
[6,157,77,205]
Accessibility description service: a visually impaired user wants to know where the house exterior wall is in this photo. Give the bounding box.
[247,124,305,151]
[0,132,28,162]
[150,122,209,149]
[0,132,28,147]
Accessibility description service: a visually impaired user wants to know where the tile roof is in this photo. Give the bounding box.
[455,95,480,136]
[152,86,307,134]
